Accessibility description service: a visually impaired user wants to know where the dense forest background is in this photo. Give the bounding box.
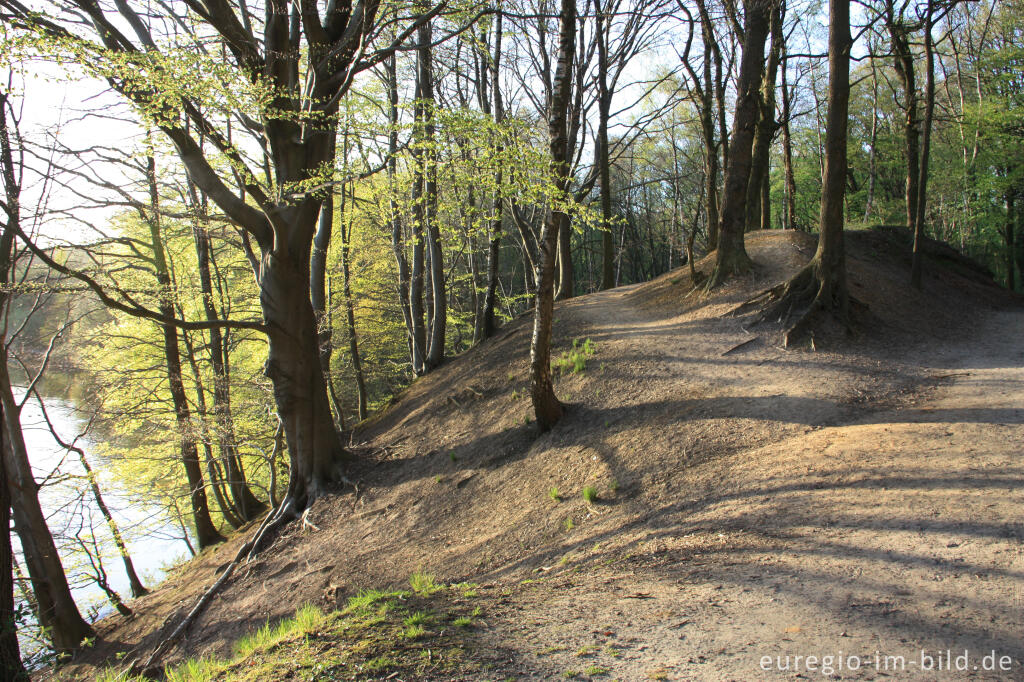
[0,0,1022,671]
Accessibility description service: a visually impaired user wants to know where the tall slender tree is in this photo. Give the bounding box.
[530,0,575,430]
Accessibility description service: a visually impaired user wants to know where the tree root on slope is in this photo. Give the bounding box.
[731,263,858,348]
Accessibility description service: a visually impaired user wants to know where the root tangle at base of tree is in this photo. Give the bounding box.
[733,262,852,348]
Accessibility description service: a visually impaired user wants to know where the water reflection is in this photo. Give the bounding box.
[13,387,190,649]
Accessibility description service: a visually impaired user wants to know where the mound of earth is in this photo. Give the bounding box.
[53,229,1024,680]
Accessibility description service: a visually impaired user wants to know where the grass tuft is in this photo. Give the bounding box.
[582,485,598,503]
[548,486,562,502]
[410,571,442,596]
[555,338,596,375]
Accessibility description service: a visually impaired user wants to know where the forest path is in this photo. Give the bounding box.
[60,233,1023,681]
[477,280,1024,681]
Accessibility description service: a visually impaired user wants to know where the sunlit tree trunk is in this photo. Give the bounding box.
[531,0,575,430]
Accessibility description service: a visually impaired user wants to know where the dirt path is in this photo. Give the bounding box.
[473,286,1024,680]
[58,233,1022,682]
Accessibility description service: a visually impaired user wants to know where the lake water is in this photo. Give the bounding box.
[13,389,191,630]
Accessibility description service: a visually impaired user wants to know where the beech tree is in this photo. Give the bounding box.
[0,0,485,531]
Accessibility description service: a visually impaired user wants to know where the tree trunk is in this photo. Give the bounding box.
[531,0,574,430]
[0,93,92,656]
[864,47,879,223]
[813,0,852,319]
[911,0,936,291]
[260,244,346,512]
[0,420,26,680]
[889,19,919,230]
[339,181,368,421]
[418,21,446,371]
[743,0,850,346]
[1006,191,1016,291]
[708,0,773,287]
[597,0,615,291]
[310,129,347,429]
[385,55,417,367]
[75,447,148,598]
[781,52,797,230]
[193,213,263,521]
[479,13,505,340]
[698,1,721,250]
[1,388,93,654]
[146,156,223,549]
[555,214,574,300]
[746,0,784,233]
[177,328,244,530]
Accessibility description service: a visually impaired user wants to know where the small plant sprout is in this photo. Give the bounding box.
[548,486,562,502]
[402,624,427,639]
[434,474,442,483]
[403,611,431,627]
[449,451,457,462]
[582,485,598,503]
[453,616,473,628]
[564,517,575,531]
[609,479,620,493]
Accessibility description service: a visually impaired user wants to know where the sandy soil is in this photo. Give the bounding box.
[53,230,1024,681]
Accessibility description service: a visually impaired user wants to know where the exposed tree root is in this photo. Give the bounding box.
[132,506,280,677]
[732,263,853,348]
[131,471,359,677]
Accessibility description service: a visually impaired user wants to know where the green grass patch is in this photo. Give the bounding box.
[582,485,598,503]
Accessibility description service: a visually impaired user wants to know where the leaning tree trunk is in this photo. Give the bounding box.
[707,0,774,288]
[531,0,574,430]
[0,100,92,655]
[0,419,26,681]
[0,387,93,654]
